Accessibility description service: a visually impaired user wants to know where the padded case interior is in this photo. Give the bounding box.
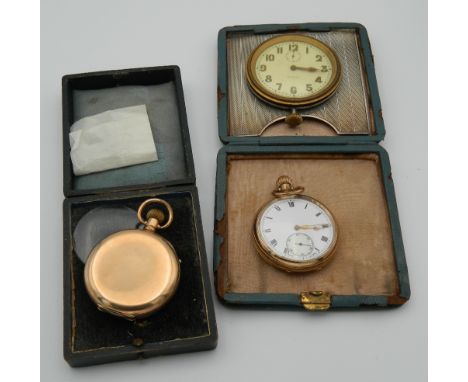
[217,153,399,297]
[71,82,188,190]
[67,192,211,353]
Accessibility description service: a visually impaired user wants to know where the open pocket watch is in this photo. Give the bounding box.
[254,176,338,272]
[84,198,180,320]
[246,34,341,128]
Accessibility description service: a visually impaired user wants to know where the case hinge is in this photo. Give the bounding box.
[300,291,331,311]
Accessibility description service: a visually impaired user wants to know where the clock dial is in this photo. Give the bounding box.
[255,41,333,98]
[257,196,336,263]
[246,35,341,107]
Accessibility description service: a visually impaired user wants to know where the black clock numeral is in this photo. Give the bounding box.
[264,228,271,233]
[289,43,298,52]
[306,84,313,92]
[321,236,329,242]
[306,47,309,54]
[265,216,273,220]
[316,54,323,62]
[315,212,322,217]
[315,76,322,83]
[277,47,283,54]
[265,75,272,82]
[276,83,282,90]
[270,239,278,247]
[304,203,308,209]
[259,64,267,72]
[288,201,295,207]
[321,65,329,72]
[266,54,275,62]
[274,205,281,211]
[283,247,289,255]
[290,86,297,95]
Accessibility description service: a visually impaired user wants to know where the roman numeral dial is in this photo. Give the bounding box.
[257,196,336,264]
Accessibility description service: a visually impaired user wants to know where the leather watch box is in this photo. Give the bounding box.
[62,66,217,367]
[214,23,410,311]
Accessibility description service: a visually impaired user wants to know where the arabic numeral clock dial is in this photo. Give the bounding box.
[246,34,341,108]
[254,176,338,272]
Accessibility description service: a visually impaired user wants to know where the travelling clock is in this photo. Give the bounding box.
[246,34,341,126]
[84,198,180,320]
[254,176,338,272]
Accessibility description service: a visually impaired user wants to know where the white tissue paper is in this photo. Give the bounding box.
[69,104,158,176]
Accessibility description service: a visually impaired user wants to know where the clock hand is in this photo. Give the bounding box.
[294,224,330,231]
[297,242,314,247]
[290,65,319,72]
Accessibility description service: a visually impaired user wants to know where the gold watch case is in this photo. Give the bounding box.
[84,198,180,320]
[246,34,342,108]
[253,176,338,273]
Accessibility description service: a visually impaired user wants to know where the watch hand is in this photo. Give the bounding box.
[294,224,330,231]
[290,65,319,72]
[297,242,314,247]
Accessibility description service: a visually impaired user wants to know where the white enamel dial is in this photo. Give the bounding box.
[258,196,336,262]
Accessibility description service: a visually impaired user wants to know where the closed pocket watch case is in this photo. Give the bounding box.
[62,67,217,367]
[214,23,410,311]
[84,198,180,320]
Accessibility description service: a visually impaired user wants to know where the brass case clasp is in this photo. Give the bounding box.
[300,291,331,311]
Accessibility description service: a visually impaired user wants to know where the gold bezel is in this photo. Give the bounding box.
[253,194,338,273]
[246,34,342,108]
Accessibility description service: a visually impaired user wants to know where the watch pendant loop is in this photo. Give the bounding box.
[137,198,174,230]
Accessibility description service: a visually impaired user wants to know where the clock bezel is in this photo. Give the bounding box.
[253,194,338,272]
[246,34,342,108]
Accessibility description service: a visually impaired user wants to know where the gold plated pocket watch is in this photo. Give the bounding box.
[246,34,341,127]
[254,176,338,272]
[84,198,180,320]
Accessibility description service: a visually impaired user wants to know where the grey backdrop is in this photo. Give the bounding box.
[41,0,427,381]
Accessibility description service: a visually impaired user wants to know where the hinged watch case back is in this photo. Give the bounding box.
[214,23,410,311]
[62,66,217,367]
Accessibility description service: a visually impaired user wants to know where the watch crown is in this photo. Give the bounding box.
[273,176,304,196]
[285,113,303,127]
[276,175,294,190]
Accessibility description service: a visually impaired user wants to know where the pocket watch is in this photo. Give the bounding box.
[246,34,341,127]
[253,176,338,272]
[84,198,180,320]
